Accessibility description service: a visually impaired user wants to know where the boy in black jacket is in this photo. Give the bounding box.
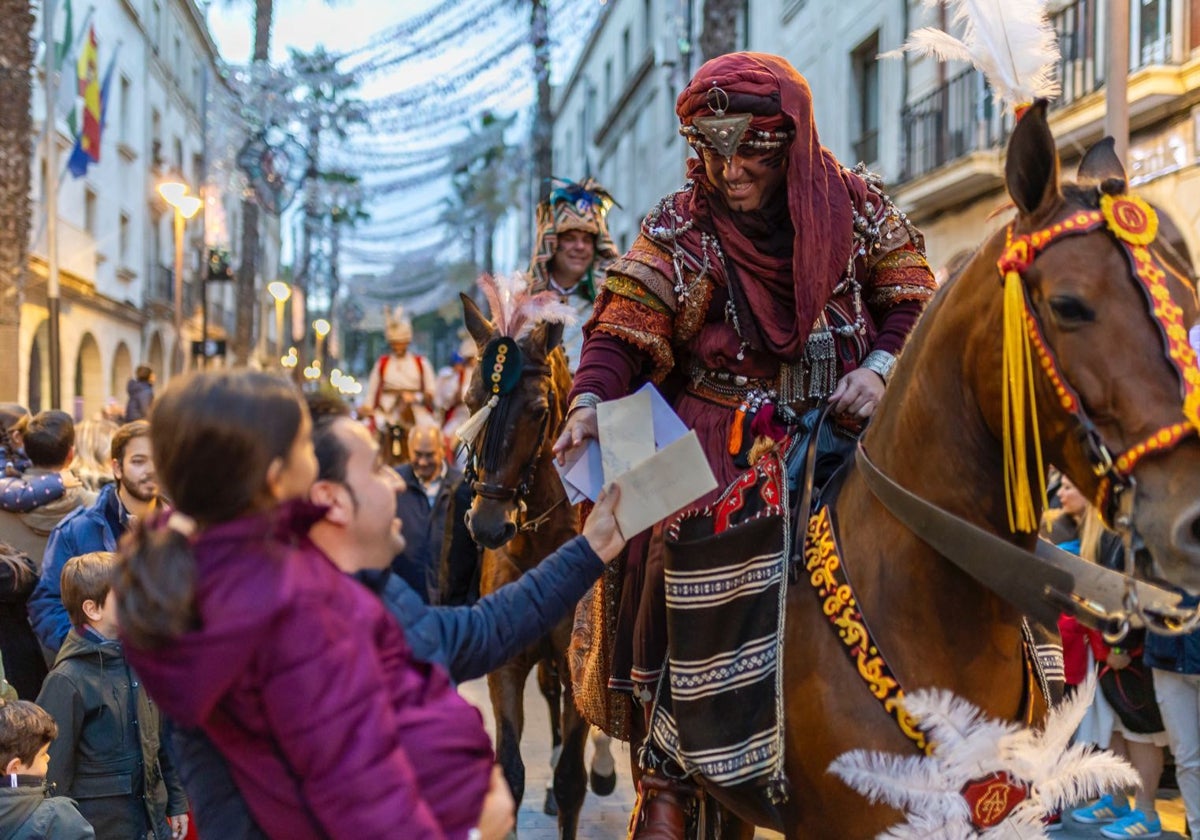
[35,552,187,839]
[0,699,94,839]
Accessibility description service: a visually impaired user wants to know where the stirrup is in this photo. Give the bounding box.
[628,772,696,840]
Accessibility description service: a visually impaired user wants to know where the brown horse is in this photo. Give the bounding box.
[458,293,612,838]
[663,102,1200,837]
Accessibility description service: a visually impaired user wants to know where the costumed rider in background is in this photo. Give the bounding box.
[552,52,938,838]
[362,305,436,463]
[528,177,620,369]
[435,334,479,462]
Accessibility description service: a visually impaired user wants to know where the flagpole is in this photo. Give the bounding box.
[42,0,62,409]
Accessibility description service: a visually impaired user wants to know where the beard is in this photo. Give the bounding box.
[120,474,158,504]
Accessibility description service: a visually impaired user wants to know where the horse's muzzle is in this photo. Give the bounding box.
[465,506,518,549]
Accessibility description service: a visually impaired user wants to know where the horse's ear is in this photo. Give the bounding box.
[526,321,564,361]
[1077,137,1128,192]
[461,293,495,349]
[1004,100,1061,218]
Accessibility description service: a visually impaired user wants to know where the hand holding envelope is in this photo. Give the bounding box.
[554,384,718,538]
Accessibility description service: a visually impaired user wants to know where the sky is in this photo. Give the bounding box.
[204,0,601,302]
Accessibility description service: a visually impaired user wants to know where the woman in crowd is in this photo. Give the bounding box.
[1049,476,1168,838]
[114,370,512,840]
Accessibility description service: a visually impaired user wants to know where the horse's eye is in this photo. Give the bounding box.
[1048,295,1095,326]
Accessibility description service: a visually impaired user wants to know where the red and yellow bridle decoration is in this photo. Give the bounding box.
[997,195,1200,529]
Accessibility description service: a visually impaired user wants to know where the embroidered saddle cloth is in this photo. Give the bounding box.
[652,449,791,796]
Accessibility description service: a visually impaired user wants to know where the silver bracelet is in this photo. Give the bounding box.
[860,350,897,384]
[568,392,602,414]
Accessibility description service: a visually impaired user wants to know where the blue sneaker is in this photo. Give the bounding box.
[1072,794,1133,824]
[1100,810,1162,838]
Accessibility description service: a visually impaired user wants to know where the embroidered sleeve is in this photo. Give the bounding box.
[584,287,675,382]
[866,242,939,310]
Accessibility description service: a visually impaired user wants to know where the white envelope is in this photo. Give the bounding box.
[553,383,716,537]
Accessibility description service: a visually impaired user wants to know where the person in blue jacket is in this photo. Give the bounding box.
[27,421,161,654]
[166,400,625,838]
[1145,595,1200,839]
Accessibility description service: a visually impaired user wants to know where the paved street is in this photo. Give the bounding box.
[460,674,1189,838]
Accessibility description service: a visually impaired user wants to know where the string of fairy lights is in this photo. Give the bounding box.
[222,0,608,313]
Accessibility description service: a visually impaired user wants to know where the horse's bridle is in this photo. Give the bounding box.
[997,194,1200,634]
[461,362,563,532]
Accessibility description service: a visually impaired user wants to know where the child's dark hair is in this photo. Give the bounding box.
[21,410,75,468]
[116,371,306,649]
[0,699,57,770]
[136,365,153,382]
[61,551,120,628]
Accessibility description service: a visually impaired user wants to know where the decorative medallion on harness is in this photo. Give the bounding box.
[481,337,522,396]
[961,772,1028,830]
[996,197,1200,530]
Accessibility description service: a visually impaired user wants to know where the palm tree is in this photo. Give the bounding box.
[0,0,35,400]
[230,0,274,366]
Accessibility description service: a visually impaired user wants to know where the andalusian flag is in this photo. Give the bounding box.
[67,24,100,178]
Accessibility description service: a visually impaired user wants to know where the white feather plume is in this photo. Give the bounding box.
[893,0,1061,109]
[476,273,577,341]
[831,678,1136,838]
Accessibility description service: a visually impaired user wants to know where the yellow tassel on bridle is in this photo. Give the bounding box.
[1000,264,1048,532]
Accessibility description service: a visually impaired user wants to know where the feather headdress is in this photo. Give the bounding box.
[476,273,577,340]
[891,0,1061,111]
[455,273,577,449]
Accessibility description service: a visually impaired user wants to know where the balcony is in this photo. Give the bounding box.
[896,0,1184,213]
[147,264,174,305]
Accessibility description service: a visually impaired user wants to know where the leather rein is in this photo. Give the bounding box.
[849,194,1200,637]
[462,361,566,534]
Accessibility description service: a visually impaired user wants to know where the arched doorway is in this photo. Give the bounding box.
[147,332,165,383]
[74,333,103,421]
[27,320,49,413]
[111,341,133,405]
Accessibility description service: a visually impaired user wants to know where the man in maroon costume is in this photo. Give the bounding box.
[554,53,938,837]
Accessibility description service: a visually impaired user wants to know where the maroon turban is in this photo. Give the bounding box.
[677,53,856,357]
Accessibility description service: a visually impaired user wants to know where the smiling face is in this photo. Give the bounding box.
[701,145,788,212]
[551,229,596,288]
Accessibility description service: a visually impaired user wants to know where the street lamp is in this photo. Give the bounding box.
[267,281,292,361]
[312,318,331,372]
[157,179,203,364]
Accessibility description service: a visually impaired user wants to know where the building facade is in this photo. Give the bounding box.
[552,0,725,253]
[764,0,1200,275]
[24,0,277,418]
[554,0,1200,288]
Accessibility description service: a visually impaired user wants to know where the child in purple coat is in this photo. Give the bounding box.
[115,371,513,840]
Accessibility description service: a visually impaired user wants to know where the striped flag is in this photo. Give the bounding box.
[67,26,101,178]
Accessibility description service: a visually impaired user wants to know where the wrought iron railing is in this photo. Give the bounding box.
[898,0,1175,182]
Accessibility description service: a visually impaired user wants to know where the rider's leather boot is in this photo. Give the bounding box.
[628,772,693,840]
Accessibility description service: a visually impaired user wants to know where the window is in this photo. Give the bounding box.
[150,108,161,166]
[149,1,161,51]
[119,76,131,142]
[173,137,183,171]
[604,59,613,107]
[1134,0,1172,66]
[622,27,632,77]
[84,188,97,236]
[643,0,653,52]
[119,212,130,267]
[851,33,881,165]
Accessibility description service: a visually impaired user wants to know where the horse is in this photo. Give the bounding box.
[638,102,1200,838]
[458,292,616,838]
